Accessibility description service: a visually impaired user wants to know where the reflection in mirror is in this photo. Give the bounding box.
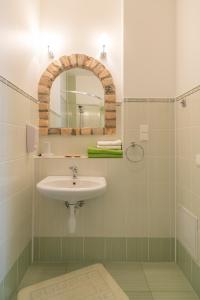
[50,68,104,128]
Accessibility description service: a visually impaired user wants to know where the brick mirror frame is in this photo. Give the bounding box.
[38,54,116,136]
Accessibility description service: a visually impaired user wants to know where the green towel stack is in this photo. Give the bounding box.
[88,147,123,158]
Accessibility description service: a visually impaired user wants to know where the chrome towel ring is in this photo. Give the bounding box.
[125,142,144,163]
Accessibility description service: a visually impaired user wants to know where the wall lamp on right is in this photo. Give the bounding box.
[99,33,109,59]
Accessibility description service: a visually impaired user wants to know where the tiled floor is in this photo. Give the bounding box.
[12,262,199,300]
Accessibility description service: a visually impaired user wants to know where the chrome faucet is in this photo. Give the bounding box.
[69,165,78,180]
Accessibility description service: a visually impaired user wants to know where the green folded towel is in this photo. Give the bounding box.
[88,153,123,158]
[88,147,123,156]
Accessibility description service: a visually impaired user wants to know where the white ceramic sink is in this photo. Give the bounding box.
[37,176,107,204]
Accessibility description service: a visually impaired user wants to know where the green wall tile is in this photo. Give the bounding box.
[181,248,192,282]
[191,260,200,298]
[0,240,31,300]
[170,238,175,261]
[4,262,18,300]
[33,237,176,263]
[149,238,171,262]
[177,240,184,267]
[176,240,200,297]
[0,280,4,300]
[105,238,126,261]
[127,238,148,262]
[40,237,61,262]
[84,238,105,262]
[33,237,40,262]
[18,242,31,283]
[177,240,192,282]
[62,238,84,261]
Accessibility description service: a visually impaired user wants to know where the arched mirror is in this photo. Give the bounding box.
[38,54,116,136]
[50,68,104,129]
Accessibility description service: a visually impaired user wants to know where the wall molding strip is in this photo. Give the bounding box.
[0,75,39,104]
[124,98,174,103]
[176,84,200,102]
[1,73,200,106]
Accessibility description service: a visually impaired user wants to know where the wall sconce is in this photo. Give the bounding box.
[48,45,55,59]
[99,33,109,60]
[100,44,107,59]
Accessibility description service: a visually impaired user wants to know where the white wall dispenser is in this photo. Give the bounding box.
[26,124,38,153]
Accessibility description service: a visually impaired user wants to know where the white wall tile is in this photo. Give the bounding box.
[37,196,65,237]
[0,82,38,280]
[148,183,171,237]
[191,127,200,160]
[147,102,173,130]
[82,196,105,237]
[176,89,200,264]
[147,156,171,184]
[147,130,172,156]
[103,187,127,237]
[175,101,191,129]
[3,87,30,126]
[0,82,7,123]
[126,184,148,237]
[34,101,175,240]
[124,102,148,130]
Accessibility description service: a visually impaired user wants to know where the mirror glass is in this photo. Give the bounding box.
[49,68,105,128]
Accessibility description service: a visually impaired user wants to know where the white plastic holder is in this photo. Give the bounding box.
[65,201,84,234]
[68,205,76,234]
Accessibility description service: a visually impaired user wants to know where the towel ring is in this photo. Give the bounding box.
[125,142,144,163]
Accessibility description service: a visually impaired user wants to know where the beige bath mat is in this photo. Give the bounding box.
[17,264,129,300]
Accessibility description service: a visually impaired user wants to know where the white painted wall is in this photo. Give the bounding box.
[0,0,40,98]
[124,0,176,98]
[39,0,123,101]
[176,0,200,95]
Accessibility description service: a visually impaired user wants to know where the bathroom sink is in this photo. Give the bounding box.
[37,176,107,204]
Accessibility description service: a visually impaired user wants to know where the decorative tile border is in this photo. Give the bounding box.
[124,98,175,103]
[0,75,39,104]
[34,237,175,263]
[176,240,200,298]
[176,84,200,102]
[0,241,32,300]
[125,85,200,103]
[125,84,200,104]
